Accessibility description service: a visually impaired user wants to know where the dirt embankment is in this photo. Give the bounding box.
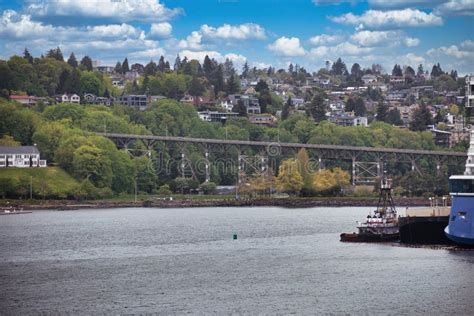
[2,197,432,210]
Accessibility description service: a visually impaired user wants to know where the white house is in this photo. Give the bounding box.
[361,74,377,85]
[56,93,80,104]
[0,146,46,168]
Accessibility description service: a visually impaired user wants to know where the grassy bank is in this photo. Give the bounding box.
[0,167,79,199]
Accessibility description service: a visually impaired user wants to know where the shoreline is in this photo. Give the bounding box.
[1,197,433,211]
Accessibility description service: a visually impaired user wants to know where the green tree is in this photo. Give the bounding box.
[410,103,433,131]
[188,76,205,96]
[80,56,93,71]
[23,48,33,64]
[80,71,103,96]
[67,53,78,68]
[386,108,403,126]
[0,135,20,146]
[46,47,64,61]
[281,96,291,120]
[296,148,315,195]
[72,144,113,188]
[114,61,122,74]
[233,99,247,117]
[134,156,157,193]
[331,58,347,76]
[376,102,388,121]
[122,57,130,73]
[157,184,172,196]
[307,93,326,123]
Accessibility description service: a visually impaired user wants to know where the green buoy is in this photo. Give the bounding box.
[233,234,237,240]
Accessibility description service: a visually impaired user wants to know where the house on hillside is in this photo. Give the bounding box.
[198,110,239,123]
[361,74,377,85]
[55,93,80,104]
[117,94,148,110]
[0,146,46,168]
[249,114,277,126]
[10,95,38,106]
[328,112,368,127]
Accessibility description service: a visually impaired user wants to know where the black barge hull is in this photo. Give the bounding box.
[398,216,452,244]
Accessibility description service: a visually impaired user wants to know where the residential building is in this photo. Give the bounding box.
[465,76,474,124]
[55,93,80,104]
[428,126,452,148]
[249,114,277,126]
[94,66,115,74]
[0,146,46,168]
[10,95,38,106]
[361,74,377,85]
[198,110,239,123]
[117,95,148,110]
[228,94,261,114]
[328,112,368,127]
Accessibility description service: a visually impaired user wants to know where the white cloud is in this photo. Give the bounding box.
[268,37,306,57]
[309,42,373,58]
[368,0,445,8]
[87,24,145,39]
[178,50,246,64]
[427,41,473,59]
[200,23,266,40]
[0,10,55,39]
[330,9,443,29]
[129,48,166,59]
[309,34,344,45]
[402,53,425,65]
[149,22,172,38]
[403,37,420,47]
[351,30,420,47]
[253,62,272,69]
[178,31,203,50]
[434,0,474,16]
[26,0,182,22]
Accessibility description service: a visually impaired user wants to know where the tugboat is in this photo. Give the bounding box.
[341,175,399,242]
[444,129,474,246]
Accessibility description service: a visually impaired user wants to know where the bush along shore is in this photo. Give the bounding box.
[1,197,433,211]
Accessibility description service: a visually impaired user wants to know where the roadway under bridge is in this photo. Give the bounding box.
[97,132,467,185]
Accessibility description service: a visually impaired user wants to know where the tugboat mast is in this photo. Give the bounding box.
[376,169,396,217]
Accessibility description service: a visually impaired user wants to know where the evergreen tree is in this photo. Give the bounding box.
[386,108,403,126]
[404,66,415,78]
[174,55,182,71]
[258,90,272,114]
[430,63,443,78]
[203,55,215,80]
[122,57,130,73]
[67,52,78,68]
[226,69,240,95]
[391,64,403,76]
[308,93,326,123]
[233,99,247,117]
[67,68,81,94]
[188,76,204,96]
[449,70,458,80]
[410,102,433,131]
[281,97,292,120]
[57,69,70,94]
[255,79,269,92]
[114,61,122,74]
[288,63,294,75]
[144,61,157,76]
[142,75,150,94]
[242,61,249,78]
[157,56,166,72]
[223,58,234,78]
[164,61,171,71]
[354,97,366,116]
[331,58,347,76]
[80,56,93,71]
[350,63,362,78]
[23,48,33,64]
[417,64,424,76]
[213,64,224,95]
[104,87,110,98]
[47,47,64,61]
[376,102,388,121]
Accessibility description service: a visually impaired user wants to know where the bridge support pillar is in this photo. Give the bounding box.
[352,157,356,186]
[205,151,210,182]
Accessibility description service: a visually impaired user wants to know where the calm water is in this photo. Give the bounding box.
[0,207,473,314]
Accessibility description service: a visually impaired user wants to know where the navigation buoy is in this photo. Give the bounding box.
[233,234,237,240]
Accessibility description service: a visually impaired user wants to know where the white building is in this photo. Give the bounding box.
[56,93,80,104]
[0,146,46,168]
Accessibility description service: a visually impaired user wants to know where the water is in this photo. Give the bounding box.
[1,207,473,314]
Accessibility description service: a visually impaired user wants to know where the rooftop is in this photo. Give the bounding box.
[0,146,40,155]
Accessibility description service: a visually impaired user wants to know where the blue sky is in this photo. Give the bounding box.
[0,0,473,74]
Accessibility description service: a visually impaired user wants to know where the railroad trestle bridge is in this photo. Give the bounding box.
[97,132,467,185]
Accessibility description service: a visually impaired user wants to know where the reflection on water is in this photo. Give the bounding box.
[1,207,473,314]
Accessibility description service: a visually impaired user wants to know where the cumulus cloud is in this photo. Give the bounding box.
[178,50,247,68]
[178,31,203,50]
[309,42,373,58]
[268,37,306,56]
[309,34,344,45]
[427,40,474,59]
[368,0,445,8]
[200,23,266,40]
[149,22,172,38]
[26,0,182,22]
[330,9,443,29]
[351,30,420,47]
[434,0,474,16]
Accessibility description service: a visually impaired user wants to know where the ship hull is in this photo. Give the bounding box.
[445,196,474,246]
[399,216,451,244]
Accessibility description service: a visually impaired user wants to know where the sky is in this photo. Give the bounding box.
[0,0,473,74]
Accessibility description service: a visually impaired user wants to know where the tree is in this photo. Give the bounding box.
[350,63,362,79]
[157,184,172,196]
[144,60,157,76]
[376,102,389,121]
[226,69,240,95]
[404,66,415,81]
[80,56,93,71]
[258,89,272,114]
[410,103,433,131]
[213,64,225,95]
[47,47,64,61]
[122,57,130,73]
[174,55,182,71]
[255,79,269,92]
[313,168,350,195]
[233,99,247,117]
[281,96,292,120]
[346,96,366,116]
[158,56,166,72]
[68,68,81,94]
[203,55,215,79]
[276,159,303,195]
[386,108,403,126]
[331,58,347,76]
[23,48,33,64]
[417,64,424,76]
[80,71,103,95]
[0,135,21,146]
[67,53,78,68]
[392,64,403,76]
[188,76,205,96]
[199,182,217,195]
[307,93,326,123]
[72,144,113,188]
[296,148,315,195]
[431,63,443,78]
[134,156,157,193]
[242,61,249,78]
[114,61,122,74]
